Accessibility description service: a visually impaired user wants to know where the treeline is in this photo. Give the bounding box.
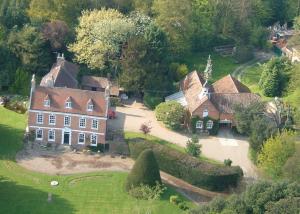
[0,0,299,96]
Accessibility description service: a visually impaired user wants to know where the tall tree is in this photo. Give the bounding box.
[69,8,135,70]
[41,20,71,52]
[258,130,296,178]
[7,26,52,75]
[0,0,30,29]
[152,0,193,55]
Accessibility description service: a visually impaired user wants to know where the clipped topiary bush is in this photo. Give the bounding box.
[127,139,243,191]
[125,149,162,191]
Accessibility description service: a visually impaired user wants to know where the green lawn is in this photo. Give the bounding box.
[183,51,239,82]
[240,64,273,101]
[0,107,192,214]
[124,132,221,165]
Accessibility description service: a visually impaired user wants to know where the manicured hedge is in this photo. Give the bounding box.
[127,138,243,191]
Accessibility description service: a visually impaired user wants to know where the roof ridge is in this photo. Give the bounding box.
[37,86,106,95]
[227,74,239,93]
[60,61,78,84]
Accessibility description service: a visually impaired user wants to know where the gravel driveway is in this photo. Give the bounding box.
[108,100,258,178]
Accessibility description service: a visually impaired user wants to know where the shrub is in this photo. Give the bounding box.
[125,149,161,191]
[258,130,296,178]
[128,139,243,191]
[170,195,181,205]
[178,202,189,211]
[4,95,28,114]
[190,181,300,214]
[186,135,201,157]
[176,64,189,80]
[224,159,232,166]
[128,182,166,200]
[155,101,185,130]
[110,97,122,107]
[143,93,163,110]
[139,122,152,135]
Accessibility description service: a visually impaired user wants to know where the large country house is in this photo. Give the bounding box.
[166,56,260,131]
[27,55,110,147]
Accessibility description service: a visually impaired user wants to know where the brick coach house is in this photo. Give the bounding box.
[28,55,109,147]
[166,56,260,132]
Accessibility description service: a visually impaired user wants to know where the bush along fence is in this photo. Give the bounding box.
[127,138,243,192]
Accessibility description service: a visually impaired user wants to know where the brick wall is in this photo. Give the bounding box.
[28,111,106,146]
[192,99,220,120]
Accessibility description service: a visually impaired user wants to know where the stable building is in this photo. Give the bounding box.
[166,56,260,131]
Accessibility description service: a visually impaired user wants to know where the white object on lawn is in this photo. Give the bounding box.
[50,181,59,186]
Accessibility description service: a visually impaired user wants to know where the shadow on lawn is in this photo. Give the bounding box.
[0,124,25,160]
[0,176,76,214]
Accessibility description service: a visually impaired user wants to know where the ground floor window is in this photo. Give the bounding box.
[196,121,203,129]
[48,130,55,141]
[90,134,97,146]
[36,129,43,140]
[78,133,85,145]
[206,120,214,129]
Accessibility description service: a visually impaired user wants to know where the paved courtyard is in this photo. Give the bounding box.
[108,100,258,178]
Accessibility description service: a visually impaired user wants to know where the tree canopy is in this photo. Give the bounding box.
[69,8,135,70]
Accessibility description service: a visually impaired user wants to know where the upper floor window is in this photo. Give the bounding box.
[36,129,43,140]
[44,99,50,107]
[78,133,85,145]
[206,120,213,129]
[90,134,97,146]
[92,119,98,129]
[65,97,72,109]
[48,130,55,141]
[87,100,94,111]
[203,109,209,117]
[196,121,203,129]
[64,116,71,127]
[36,113,43,124]
[49,114,56,125]
[79,118,86,128]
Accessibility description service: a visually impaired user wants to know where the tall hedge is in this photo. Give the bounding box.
[125,149,162,191]
[128,139,243,191]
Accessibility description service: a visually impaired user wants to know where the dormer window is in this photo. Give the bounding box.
[44,95,50,107]
[87,99,94,111]
[65,97,72,109]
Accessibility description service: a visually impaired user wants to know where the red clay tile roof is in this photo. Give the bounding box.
[210,93,260,113]
[212,74,251,93]
[30,86,107,117]
[180,71,208,112]
[81,76,120,96]
[40,59,79,88]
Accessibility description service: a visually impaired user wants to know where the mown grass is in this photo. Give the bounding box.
[124,132,222,165]
[0,107,192,214]
[183,51,239,82]
[240,64,273,101]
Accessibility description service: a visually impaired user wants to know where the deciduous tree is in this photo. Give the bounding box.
[69,8,135,70]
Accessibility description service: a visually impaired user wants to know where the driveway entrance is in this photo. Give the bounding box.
[108,99,258,178]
